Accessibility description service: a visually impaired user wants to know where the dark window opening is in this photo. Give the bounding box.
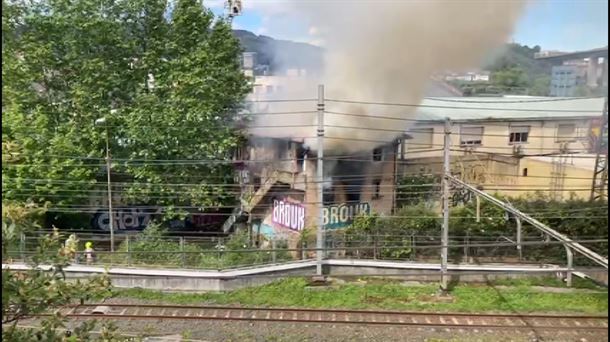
[372,148,383,161]
[522,168,528,177]
[323,187,335,205]
[296,146,307,172]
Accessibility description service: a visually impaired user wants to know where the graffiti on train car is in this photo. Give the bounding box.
[91,208,224,231]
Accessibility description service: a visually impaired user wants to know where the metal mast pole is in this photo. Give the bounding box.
[591,97,608,201]
[440,118,451,292]
[316,84,325,276]
[105,125,115,252]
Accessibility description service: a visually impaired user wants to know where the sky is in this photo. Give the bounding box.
[206,0,608,52]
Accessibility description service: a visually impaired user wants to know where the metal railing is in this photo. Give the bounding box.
[4,233,606,280]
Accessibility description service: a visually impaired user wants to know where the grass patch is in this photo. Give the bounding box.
[115,277,608,315]
[489,276,605,290]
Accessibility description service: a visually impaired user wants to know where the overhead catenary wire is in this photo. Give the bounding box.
[324,98,602,113]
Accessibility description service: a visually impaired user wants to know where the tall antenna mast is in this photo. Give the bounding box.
[226,0,242,25]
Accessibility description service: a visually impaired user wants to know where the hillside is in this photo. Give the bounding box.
[233,31,551,96]
[455,44,553,96]
[233,30,323,74]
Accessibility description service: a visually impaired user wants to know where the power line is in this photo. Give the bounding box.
[325,98,602,113]
[422,96,605,104]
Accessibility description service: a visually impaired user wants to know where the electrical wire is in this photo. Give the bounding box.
[325,98,603,113]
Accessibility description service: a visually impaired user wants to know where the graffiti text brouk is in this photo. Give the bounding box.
[272,199,305,231]
[323,202,371,230]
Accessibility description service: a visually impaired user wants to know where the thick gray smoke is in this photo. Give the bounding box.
[248,0,526,154]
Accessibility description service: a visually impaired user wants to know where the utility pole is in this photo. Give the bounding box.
[105,125,114,252]
[591,97,608,201]
[440,118,451,293]
[316,84,325,276]
[95,116,115,252]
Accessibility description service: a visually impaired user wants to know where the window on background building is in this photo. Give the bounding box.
[372,147,383,161]
[266,85,273,94]
[556,124,576,142]
[509,126,530,144]
[523,168,528,177]
[407,128,434,150]
[460,126,484,146]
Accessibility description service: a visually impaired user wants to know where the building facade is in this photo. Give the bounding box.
[550,63,588,97]
[399,96,605,200]
[228,137,398,246]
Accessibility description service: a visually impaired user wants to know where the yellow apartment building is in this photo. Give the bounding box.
[399,96,605,200]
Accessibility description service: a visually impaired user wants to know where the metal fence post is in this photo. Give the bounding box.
[126,235,131,266]
[564,245,573,287]
[19,232,25,261]
[516,217,523,261]
[411,234,415,261]
[373,234,378,260]
[180,236,186,268]
[271,239,277,263]
[464,235,469,263]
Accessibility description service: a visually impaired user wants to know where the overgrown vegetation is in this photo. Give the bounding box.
[102,224,294,269]
[336,187,608,264]
[116,277,608,314]
[451,44,551,96]
[2,203,118,340]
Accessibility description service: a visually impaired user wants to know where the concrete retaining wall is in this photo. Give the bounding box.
[5,260,602,292]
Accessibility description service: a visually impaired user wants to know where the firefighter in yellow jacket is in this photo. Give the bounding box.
[84,241,95,265]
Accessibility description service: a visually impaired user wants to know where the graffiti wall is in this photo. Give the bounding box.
[258,199,373,239]
[323,202,371,230]
[271,199,306,231]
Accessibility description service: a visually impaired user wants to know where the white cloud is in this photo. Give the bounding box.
[204,0,225,10]
[308,26,319,36]
[256,27,269,35]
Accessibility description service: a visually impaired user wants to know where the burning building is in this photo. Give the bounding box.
[225,136,399,246]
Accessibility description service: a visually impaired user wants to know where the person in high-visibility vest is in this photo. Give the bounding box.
[64,234,78,263]
[84,241,95,265]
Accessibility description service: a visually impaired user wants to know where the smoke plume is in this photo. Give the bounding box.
[248,0,526,154]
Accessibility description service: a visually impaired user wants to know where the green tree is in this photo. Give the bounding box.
[492,67,528,89]
[529,75,551,96]
[2,0,250,217]
[396,174,440,206]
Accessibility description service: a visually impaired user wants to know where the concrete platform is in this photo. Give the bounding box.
[3,260,588,292]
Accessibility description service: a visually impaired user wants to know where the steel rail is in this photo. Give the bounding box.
[33,304,608,331]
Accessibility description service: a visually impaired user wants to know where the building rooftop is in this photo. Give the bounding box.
[415,96,605,122]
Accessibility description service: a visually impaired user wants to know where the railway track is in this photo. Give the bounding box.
[44,304,608,332]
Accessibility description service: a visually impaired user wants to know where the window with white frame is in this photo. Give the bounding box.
[460,126,484,146]
[407,128,434,150]
[509,126,530,144]
[556,124,576,142]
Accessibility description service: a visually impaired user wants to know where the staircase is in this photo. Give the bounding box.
[242,171,279,213]
[221,171,279,233]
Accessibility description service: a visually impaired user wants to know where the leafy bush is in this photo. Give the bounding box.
[396,174,440,207]
[340,205,441,260]
[2,203,116,340]
[110,225,294,269]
